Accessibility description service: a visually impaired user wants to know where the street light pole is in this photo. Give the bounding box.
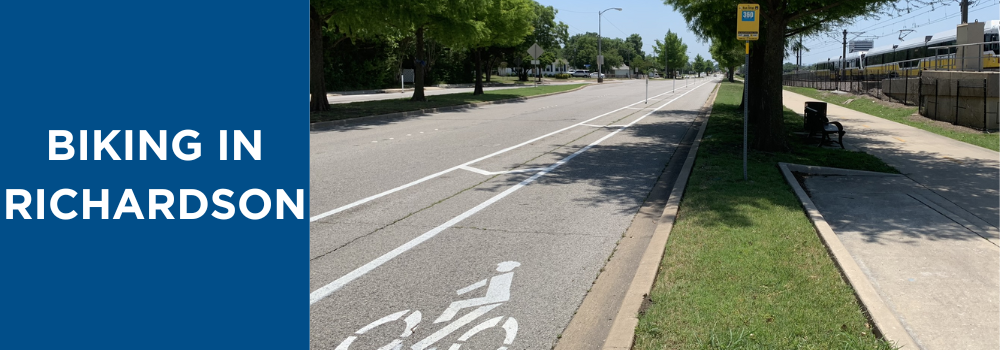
[598,7,622,83]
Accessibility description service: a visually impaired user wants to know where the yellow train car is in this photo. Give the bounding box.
[814,20,999,81]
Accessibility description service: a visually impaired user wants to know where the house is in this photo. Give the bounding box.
[497,61,571,77]
[611,65,630,78]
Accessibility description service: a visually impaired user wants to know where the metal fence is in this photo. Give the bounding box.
[926,42,1000,72]
[781,67,921,107]
[782,68,999,132]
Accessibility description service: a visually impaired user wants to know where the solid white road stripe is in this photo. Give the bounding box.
[309,80,717,304]
[310,86,686,222]
[459,166,549,176]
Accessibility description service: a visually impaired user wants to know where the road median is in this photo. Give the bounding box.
[632,82,900,349]
[311,84,587,131]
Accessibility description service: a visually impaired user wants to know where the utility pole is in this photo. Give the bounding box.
[961,0,968,24]
[842,29,847,90]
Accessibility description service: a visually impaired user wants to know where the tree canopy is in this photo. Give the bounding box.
[709,39,743,82]
[692,54,706,77]
[652,30,688,78]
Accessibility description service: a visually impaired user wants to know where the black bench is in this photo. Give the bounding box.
[803,102,845,149]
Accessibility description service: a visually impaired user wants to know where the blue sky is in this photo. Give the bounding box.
[538,0,712,62]
[537,0,998,66]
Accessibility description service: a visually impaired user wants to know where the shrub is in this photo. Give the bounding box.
[554,73,571,79]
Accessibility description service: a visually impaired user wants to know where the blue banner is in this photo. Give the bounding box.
[0,1,306,348]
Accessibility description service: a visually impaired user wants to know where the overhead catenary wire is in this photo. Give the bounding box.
[801,1,997,63]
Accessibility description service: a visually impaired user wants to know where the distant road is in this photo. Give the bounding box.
[326,81,592,104]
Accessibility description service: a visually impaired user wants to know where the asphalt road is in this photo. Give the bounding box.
[310,77,720,350]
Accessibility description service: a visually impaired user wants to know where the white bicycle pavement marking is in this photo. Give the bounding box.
[309,80,716,305]
[309,85,692,223]
[336,262,522,350]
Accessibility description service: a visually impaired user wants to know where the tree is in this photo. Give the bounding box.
[693,54,706,77]
[467,0,535,94]
[709,39,742,82]
[624,34,645,68]
[662,0,933,150]
[652,31,688,78]
[310,5,330,112]
[311,0,406,111]
[506,3,568,81]
[403,0,493,101]
[631,55,649,75]
[704,60,715,75]
[565,33,599,71]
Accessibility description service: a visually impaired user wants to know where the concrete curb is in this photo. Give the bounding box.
[601,83,720,350]
[781,164,906,178]
[310,84,590,132]
[777,162,920,350]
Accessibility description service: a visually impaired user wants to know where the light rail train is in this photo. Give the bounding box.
[808,20,999,80]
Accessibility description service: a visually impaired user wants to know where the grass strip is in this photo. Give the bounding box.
[311,84,585,123]
[634,82,897,349]
[784,86,999,151]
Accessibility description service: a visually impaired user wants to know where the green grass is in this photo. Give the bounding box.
[785,86,999,151]
[311,84,586,123]
[634,82,898,350]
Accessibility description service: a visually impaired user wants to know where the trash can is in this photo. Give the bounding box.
[804,101,827,118]
[803,101,828,133]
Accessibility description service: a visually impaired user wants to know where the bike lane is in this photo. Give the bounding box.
[310,79,719,349]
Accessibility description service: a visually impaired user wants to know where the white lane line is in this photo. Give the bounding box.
[459,165,549,176]
[309,80,716,304]
[580,124,628,128]
[309,88,680,223]
[458,165,493,176]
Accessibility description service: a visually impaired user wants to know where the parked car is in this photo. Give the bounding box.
[589,72,605,79]
[571,70,591,77]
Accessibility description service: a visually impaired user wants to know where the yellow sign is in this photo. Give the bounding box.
[737,4,759,41]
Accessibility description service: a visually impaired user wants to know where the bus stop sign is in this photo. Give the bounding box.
[737,4,759,41]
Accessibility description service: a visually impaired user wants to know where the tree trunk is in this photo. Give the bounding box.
[473,48,484,95]
[749,13,788,151]
[411,26,427,102]
[728,67,735,82]
[309,5,329,112]
[484,51,494,83]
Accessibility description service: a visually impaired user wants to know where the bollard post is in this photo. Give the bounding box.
[401,74,405,93]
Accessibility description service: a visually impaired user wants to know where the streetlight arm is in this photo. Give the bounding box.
[597,8,620,83]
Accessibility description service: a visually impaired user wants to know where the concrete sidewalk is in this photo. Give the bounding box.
[781,90,1000,349]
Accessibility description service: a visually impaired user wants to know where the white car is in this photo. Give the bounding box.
[570,70,591,77]
[589,72,605,79]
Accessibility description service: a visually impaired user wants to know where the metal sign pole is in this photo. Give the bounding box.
[737,3,758,181]
[743,42,749,181]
